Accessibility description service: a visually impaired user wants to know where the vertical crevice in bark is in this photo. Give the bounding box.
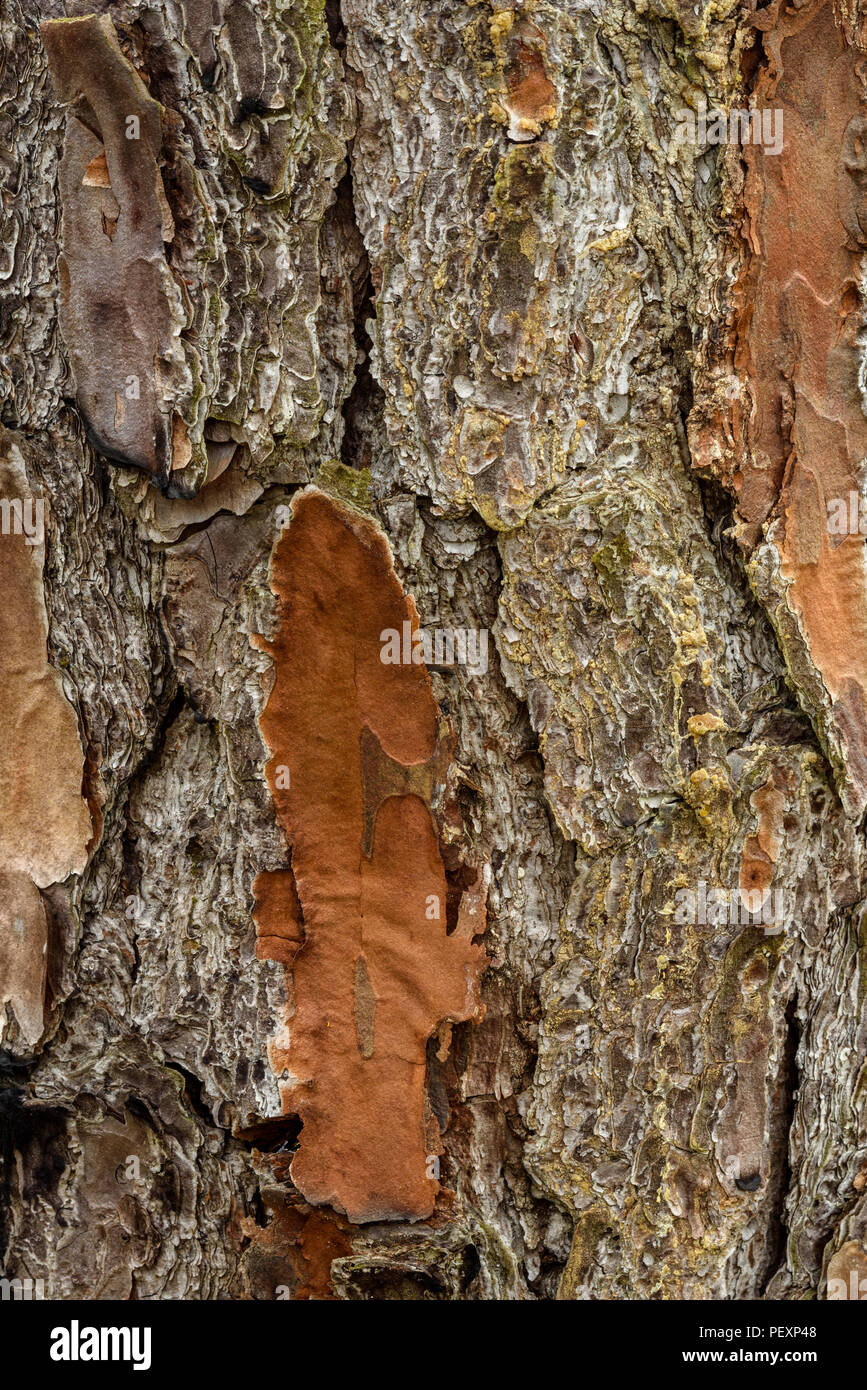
[2,0,867,1302]
[759,995,799,1293]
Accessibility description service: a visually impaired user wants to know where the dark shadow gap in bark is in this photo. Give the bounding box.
[0,1097,68,1270]
[235,1113,302,1154]
[166,1061,218,1132]
[691,465,830,753]
[325,0,345,51]
[335,170,381,478]
[759,994,800,1294]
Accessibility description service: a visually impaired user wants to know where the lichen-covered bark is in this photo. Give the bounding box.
[2,0,867,1302]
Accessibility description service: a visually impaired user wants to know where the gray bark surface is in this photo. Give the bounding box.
[0,0,865,1301]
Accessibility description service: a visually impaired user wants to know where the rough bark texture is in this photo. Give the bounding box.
[1,0,867,1301]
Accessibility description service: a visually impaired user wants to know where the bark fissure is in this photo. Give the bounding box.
[0,0,865,1302]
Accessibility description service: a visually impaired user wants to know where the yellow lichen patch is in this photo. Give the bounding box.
[489,8,514,43]
[687,767,733,837]
[687,713,726,737]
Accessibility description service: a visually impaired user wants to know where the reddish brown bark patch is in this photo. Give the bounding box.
[721,1,867,813]
[237,1178,353,1301]
[0,434,91,1049]
[255,489,486,1224]
[736,2,867,527]
[739,772,787,910]
[253,869,303,968]
[41,15,180,485]
[503,24,558,142]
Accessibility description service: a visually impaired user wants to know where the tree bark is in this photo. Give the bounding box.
[1,0,866,1302]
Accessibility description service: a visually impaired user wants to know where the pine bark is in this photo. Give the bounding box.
[1,0,866,1301]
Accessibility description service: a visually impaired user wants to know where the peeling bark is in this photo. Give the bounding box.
[1,0,867,1304]
[0,432,91,1052]
[254,488,486,1224]
[42,13,182,484]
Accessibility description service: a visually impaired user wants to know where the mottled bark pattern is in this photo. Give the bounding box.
[0,0,866,1302]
